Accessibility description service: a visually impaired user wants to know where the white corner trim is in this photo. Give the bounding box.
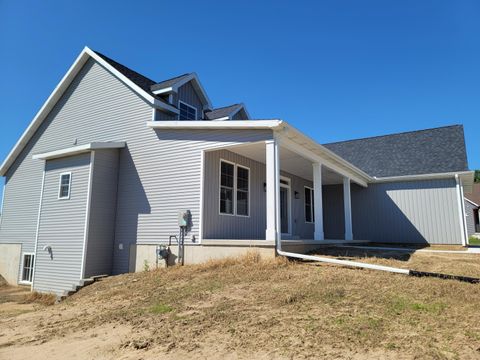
[32,142,126,160]
[455,174,468,246]
[80,151,95,278]
[147,120,283,130]
[31,168,46,290]
[198,150,205,244]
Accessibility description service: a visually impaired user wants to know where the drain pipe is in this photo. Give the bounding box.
[275,240,480,284]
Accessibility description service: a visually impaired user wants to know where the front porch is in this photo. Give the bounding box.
[200,133,371,248]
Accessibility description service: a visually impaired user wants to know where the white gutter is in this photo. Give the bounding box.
[373,171,474,183]
[32,142,126,160]
[146,120,283,130]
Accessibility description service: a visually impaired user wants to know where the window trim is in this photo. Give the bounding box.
[58,172,72,200]
[178,100,197,120]
[304,186,315,224]
[219,159,236,216]
[218,159,250,218]
[19,252,35,285]
[279,176,292,235]
[235,164,250,218]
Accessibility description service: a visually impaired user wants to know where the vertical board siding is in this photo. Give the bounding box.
[203,149,314,240]
[174,82,204,119]
[351,179,463,244]
[0,58,274,280]
[464,200,477,237]
[33,153,91,294]
[84,149,119,278]
[322,185,345,239]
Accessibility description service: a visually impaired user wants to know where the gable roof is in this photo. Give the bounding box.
[465,183,480,204]
[323,125,469,178]
[204,103,250,120]
[0,46,180,176]
[149,72,213,109]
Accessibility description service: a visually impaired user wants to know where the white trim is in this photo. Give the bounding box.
[147,120,282,130]
[219,159,236,216]
[178,100,198,120]
[152,86,173,95]
[0,182,5,228]
[57,172,72,200]
[236,164,251,217]
[211,116,230,121]
[279,175,292,235]
[373,171,474,182]
[199,150,205,243]
[31,169,46,290]
[19,252,35,285]
[265,140,277,241]
[274,136,281,244]
[464,197,479,208]
[313,162,324,240]
[304,186,314,224]
[33,142,126,160]
[455,174,468,246]
[80,151,95,278]
[460,177,468,244]
[343,177,353,241]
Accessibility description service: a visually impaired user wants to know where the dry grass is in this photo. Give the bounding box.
[20,291,56,306]
[2,250,480,359]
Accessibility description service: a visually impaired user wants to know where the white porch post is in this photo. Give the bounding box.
[313,162,324,240]
[343,177,353,240]
[265,139,280,241]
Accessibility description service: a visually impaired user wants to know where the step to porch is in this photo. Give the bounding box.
[58,274,108,301]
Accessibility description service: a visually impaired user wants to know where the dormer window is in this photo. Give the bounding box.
[179,101,197,120]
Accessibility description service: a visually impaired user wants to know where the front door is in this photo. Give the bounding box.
[280,178,291,235]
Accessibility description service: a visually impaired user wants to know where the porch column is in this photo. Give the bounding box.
[313,162,324,240]
[265,139,280,241]
[343,177,353,240]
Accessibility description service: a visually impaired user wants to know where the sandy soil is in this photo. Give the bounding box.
[1,250,480,359]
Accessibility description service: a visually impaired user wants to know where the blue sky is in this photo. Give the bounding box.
[0,0,479,203]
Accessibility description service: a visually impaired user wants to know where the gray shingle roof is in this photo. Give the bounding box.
[204,104,242,120]
[323,125,468,177]
[150,74,192,92]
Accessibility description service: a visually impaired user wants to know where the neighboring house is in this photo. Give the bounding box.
[464,198,479,237]
[0,47,475,295]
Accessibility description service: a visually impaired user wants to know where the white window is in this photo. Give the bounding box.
[58,173,71,199]
[21,253,34,284]
[236,165,249,216]
[219,160,250,217]
[220,161,234,215]
[179,101,197,120]
[305,186,314,223]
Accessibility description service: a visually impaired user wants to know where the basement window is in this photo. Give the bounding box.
[21,253,34,284]
[179,101,197,120]
[305,187,315,223]
[58,173,71,199]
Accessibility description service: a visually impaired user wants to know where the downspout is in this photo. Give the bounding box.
[455,174,468,246]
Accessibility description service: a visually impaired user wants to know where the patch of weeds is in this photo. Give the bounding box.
[465,330,480,341]
[21,291,56,306]
[143,260,150,272]
[150,303,173,314]
[322,288,346,304]
[283,292,305,305]
[390,296,446,315]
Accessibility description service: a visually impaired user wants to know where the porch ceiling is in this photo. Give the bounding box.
[227,142,344,185]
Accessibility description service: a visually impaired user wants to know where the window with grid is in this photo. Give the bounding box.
[305,187,315,223]
[236,166,249,216]
[179,101,197,120]
[59,173,71,199]
[220,161,234,214]
[21,254,34,283]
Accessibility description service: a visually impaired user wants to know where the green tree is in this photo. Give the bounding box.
[475,170,480,183]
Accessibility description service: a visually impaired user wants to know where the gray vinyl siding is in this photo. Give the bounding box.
[83,149,119,278]
[174,82,204,119]
[322,185,345,240]
[351,179,463,244]
[464,199,477,237]
[203,149,314,239]
[33,153,91,294]
[0,57,274,280]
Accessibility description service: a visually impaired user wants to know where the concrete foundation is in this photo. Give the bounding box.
[133,243,276,272]
[0,244,21,284]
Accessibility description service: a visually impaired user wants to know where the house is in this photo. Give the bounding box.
[0,47,474,295]
[465,183,480,236]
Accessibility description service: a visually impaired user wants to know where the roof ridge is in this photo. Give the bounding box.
[206,103,241,111]
[324,124,463,145]
[153,73,192,85]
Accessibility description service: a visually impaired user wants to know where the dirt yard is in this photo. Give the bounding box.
[1,250,480,359]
